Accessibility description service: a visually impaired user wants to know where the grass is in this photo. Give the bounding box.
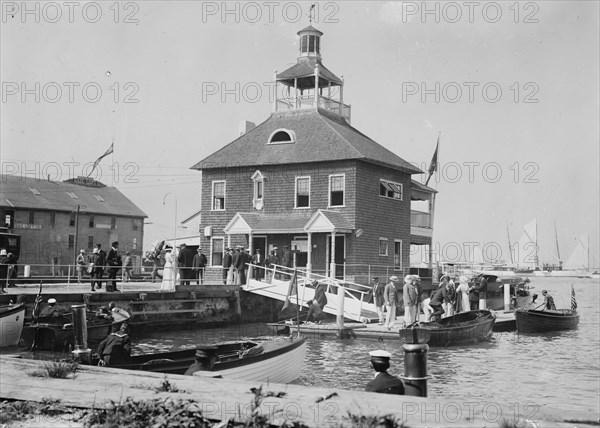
[28,360,79,379]
[342,412,407,428]
[0,398,69,425]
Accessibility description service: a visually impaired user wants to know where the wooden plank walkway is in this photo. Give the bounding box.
[0,356,586,427]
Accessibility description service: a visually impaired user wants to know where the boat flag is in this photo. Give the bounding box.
[282,269,298,311]
[571,284,577,311]
[87,140,114,177]
[425,133,440,186]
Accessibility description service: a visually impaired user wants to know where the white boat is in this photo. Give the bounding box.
[543,233,592,278]
[0,303,25,347]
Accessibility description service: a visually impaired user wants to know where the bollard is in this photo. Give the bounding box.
[71,304,91,364]
[336,285,345,330]
[504,283,511,311]
[401,339,429,397]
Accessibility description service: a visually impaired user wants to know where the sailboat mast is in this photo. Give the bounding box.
[506,223,513,265]
[554,221,561,262]
[534,219,539,268]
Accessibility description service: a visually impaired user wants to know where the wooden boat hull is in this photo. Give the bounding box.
[0,304,25,347]
[515,309,579,333]
[110,337,308,384]
[399,310,496,347]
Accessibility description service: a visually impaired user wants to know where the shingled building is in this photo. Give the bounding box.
[191,25,436,283]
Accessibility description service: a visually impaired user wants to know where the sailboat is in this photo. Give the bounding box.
[549,234,592,278]
[513,219,541,274]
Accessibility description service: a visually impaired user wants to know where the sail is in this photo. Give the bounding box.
[469,245,485,264]
[515,219,538,270]
[564,235,589,270]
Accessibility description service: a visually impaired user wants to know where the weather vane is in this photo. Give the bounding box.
[309,3,316,24]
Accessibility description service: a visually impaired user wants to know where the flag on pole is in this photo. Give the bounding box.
[425,133,440,186]
[88,140,114,177]
[282,269,298,311]
[571,284,577,311]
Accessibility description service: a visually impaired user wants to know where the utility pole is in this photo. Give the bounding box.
[74,204,80,267]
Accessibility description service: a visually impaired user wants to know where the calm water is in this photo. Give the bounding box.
[127,277,600,421]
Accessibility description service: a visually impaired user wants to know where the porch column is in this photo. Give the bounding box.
[248,233,254,282]
[307,232,313,277]
[331,231,336,279]
[227,234,231,250]
[325,236,330,279]
[294,77,298,109]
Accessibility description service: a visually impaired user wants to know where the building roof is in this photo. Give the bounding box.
[410,180,438,201]
[0,174,147,218]
[191,108,422,175]
[277,57,342,87]
[224,212,312,234]
[297,25,323,36]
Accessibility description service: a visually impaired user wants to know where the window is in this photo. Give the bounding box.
[3,210,14,228]
[89,215,95,228]
[211,237,224,266]
[66,192,79,199]
[88,236,94,249]
[380,180,403,200]
[29,187,40,195]
[295,177,310,208]
[329,174,345,207]
[251,171,264,210]
[212,181,226,211]
[49,212,55,228]
[379,238,388,256]
[69,212,76,226]
[28,211,35,224]
[93,194,105,202]
[309,35,315,52]
[133,219,140,231]
[301,35,308,53]
[394,240,402,270]
[111,217,116,229]
[267,129,296,144]
[68,234,74,249]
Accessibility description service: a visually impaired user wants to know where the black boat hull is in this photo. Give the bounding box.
[515,309,579,333]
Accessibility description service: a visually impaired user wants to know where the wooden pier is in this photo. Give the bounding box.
[0,356,588,427]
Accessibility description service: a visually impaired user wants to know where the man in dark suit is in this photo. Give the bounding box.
[232,247,242,284]
[96,243,106,289]
[177,243,196,286]
[365,350,405,395]
[251,249,264,281]
[222,248,233,285]
[192,248,208,285]
[106,241,121,292]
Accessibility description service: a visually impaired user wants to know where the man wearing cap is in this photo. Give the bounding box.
[106,241,121,292]
[384,276,399,329]
[76,249,86,284]
[371,277,385,325]
[88,248,101,291]
[223,248,233,285]
[0,249,8,293]
[177,243,196,286]
[268,247,280,281]
[365,350,405,395]
[95,244,106,284]
[40,298,60,317]
[251,249,265,281]
[403,275,419,325]
[541,289,556,310]
[192,248,208,285]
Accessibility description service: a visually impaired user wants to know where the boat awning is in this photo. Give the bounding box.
[304,209,353,234]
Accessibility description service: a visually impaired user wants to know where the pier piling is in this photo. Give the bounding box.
[71,304,91,363]
[401,329,429,397]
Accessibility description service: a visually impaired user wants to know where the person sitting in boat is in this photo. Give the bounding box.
[39,298,61,318]
[305,299,324,324]
[97,323,131,366]
[365,350,405,395]
[541,290,557,310]
[184,347,216,375]
[96,302,116,320]
[428,286,446,322]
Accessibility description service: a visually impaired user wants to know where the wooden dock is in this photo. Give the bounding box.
[0,356,587,427]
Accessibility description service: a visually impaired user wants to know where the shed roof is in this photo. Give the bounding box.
[0,174,147,218]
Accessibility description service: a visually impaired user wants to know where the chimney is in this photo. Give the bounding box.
[239,120,256,136]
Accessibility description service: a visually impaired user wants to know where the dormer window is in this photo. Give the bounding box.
[268,129,296,145]
[251,170,265,210]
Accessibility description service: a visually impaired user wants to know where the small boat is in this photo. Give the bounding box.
[0,303,26,347]
[108,336,308,383]
[398,310,496,347]
[515,309,579,333]
[20,311,129,352]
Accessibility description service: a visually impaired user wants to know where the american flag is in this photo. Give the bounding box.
[571,285,577,311]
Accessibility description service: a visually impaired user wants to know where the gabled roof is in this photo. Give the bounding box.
[191,109,422,175]
[224,212,311,234]
[0,174,147,218]
[305,210,353,233]
[411,180,438,201]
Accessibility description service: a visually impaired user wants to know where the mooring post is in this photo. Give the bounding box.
[336,284,345,331]
[504,283,511,311]
[71,304,91,364]
[402,338,429,397]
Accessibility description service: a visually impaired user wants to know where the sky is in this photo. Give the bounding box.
[1,1,599,267]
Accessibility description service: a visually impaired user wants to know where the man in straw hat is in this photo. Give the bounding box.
[383,276,399,330]
[403,275,420,325]
[365,350,405,395]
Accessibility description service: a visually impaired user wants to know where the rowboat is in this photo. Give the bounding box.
[515,309,579,333]
[20,311,129,352]
[0,303,25,347]
[108,336,307,384]
[399,310,496,347]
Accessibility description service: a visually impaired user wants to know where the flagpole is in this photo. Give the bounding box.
[294,269,300,338]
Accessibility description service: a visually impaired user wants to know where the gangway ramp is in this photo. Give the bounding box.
[242,265,379,323]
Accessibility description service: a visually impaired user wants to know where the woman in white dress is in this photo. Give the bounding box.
[456,275,470,313]
[161,246,176,291]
